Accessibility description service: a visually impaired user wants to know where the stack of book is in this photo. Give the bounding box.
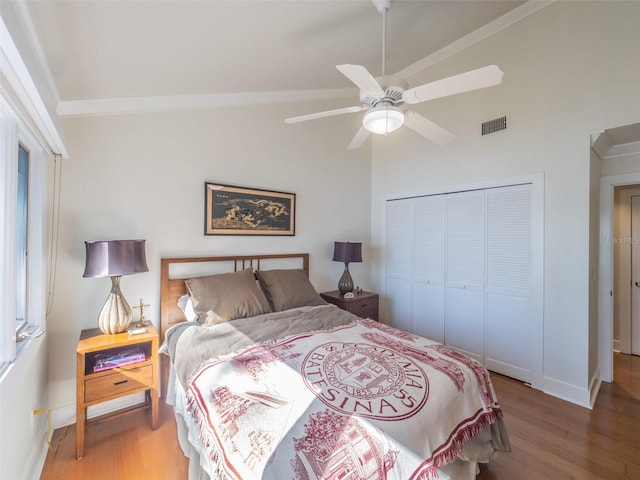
[93,347,146,372]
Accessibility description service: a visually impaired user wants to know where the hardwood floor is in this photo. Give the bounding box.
[40,401,188,480]
[477,353,640,480]
[41,354,640,479]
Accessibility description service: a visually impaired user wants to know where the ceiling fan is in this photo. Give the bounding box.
[285,0,504,150]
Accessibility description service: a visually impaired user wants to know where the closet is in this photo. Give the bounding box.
[385,183,534,383]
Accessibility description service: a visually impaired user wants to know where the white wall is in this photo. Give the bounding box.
[370,1,640,406]
[46,101,373,426]
[0,337,49,480]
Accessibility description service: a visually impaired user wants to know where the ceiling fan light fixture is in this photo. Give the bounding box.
[363,105,404,135]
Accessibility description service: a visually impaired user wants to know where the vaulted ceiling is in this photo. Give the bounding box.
[16,0,544,117]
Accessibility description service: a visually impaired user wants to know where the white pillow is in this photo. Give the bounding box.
[177,294,198,322]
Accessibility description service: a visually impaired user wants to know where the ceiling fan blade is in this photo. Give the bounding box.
[403,110,455,146]
[337,64,386,97]
[347,126,370,150]
[402,65,504,105]
[285,105,365,124]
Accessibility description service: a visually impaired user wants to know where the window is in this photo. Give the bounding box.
[0,14,65,372]
[16,145,28,335]
[0,99,49,368]
[0,14,68,372]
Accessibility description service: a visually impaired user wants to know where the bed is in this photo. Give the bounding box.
[160,253,510,480]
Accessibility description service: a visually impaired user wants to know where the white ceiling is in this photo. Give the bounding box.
[19,0,544,116]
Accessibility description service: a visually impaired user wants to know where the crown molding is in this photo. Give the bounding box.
[0,15,68,157]
[12,0,61,107]
[591,131,613,159]
[592,130,640,160]
[56,87,356,118]
[603,141,640,160]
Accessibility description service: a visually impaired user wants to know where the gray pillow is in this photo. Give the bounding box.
[255,269,327,312]
[184,268,271,324]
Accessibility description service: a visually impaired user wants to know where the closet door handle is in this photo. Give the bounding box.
[635,281,640,287]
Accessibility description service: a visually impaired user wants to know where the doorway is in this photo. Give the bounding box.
[613,185,640,355]
[598,122,640,383]
[631,195,640,354]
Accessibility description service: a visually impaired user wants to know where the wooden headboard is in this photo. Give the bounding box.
[159,253,309,342]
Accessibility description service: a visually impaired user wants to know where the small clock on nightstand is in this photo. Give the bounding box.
[320,290,379,321]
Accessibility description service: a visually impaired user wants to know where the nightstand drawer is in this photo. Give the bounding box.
[85,364,152,403]
[350,296,378,317]
[321,290,379,321]
[354,307,378,320]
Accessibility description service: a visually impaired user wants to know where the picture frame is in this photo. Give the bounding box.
[204,182,296,236]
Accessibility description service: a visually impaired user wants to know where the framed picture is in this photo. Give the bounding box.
[204,182,296,236]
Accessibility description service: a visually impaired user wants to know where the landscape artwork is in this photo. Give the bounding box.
[204,183,295,235]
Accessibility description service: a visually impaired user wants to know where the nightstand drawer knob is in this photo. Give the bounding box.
[114,380,128,386]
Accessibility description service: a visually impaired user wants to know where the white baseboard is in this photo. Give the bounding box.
[542,375,593,409]
[25,421,50,480]
[589,367,603,409]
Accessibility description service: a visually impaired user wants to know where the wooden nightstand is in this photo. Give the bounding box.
[320,290,379,320]
[76,325,159,459]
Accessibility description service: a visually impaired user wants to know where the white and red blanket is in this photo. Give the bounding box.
[185,319,503,480]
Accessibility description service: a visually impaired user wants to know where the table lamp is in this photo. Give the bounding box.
[83,239,148,334]
[332,241,362,296]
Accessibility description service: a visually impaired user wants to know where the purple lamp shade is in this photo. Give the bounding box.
[332,242,362,264]
[83,239,148,278]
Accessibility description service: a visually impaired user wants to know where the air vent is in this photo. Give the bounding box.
[482,115,508,136]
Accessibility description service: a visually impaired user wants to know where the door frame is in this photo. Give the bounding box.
[631,195,640,354]
[614,187,640,354]
[600,172,640,381]
[380,172,544,390]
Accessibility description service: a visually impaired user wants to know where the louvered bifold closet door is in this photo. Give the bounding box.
[413,196,445,342]
[445,191,485,363]
[485,184,533,381]
[386,198,414,333]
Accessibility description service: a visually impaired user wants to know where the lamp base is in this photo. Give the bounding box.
[97,276,132,334]
[338,263,354,296]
